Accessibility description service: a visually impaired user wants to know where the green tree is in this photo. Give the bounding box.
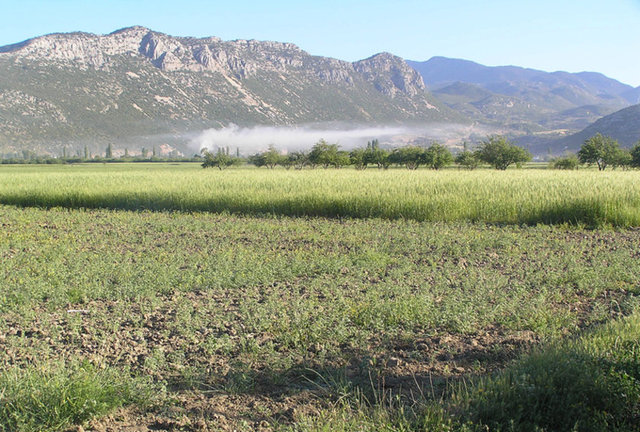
[287,151,308,170]
[261,145,284,169]
[350,148,368,170]
[389,146,426,170]
[367,149,389,168]
[577,133,621,171]
[362,139,389,169]
[248,153,266,168]
[476,135,531,170]
[249,146,286,168]
[631,142,640,168]
[309,139,341,168]
[84,145,89,160]
[610,148,632,170]
[374,149,391,169]
[141,148,149,158]
[201,147,242,170]
[279,154,296,169]
[424,142,453,170]
[105,143,113,159]
[455,150,480,169]
[334,151,351,168]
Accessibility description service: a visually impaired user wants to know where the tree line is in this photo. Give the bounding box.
[202,136,533,170]
[1,144,201,164]
[551,133,640,170]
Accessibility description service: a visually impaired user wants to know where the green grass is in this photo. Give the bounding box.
[1,204,639,430]
[295,313,640,432]
[464,312,640,431]
[1,163,639,430]
[1,163,640,226]
[0,361,156,432]
[2,206,638,340]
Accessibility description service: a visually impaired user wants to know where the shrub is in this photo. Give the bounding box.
[552,154,580,170]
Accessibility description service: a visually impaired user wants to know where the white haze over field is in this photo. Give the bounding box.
[191,123,491,155]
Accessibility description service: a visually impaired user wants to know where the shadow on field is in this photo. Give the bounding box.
[0,192,379,219]
[531,199,612,227]
[157,332,538,427]
[160,359,456,428]
[159,315,640,432]
[0,192,632,227]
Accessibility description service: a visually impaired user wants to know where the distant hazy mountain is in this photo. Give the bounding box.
[622,87,640,105]
[2,28,636,158]
[555,104,640,151]
[407,57,636,131]
[0,27,459,156]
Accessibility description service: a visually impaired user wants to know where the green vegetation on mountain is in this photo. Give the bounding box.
[0,27,461,156]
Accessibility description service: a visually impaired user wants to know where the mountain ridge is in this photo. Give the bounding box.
[408,56,636,95]
[0,27,460,156]
[407,56,635,132]
[1,28,637,157]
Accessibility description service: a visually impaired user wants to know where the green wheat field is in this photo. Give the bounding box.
[1,163,639,431]
[2,163,640,226]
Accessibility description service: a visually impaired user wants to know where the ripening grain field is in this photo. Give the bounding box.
[1,163,640,226]
[0,164,639,432]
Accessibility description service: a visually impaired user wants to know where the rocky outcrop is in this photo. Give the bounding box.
[0,27,457,154]
[354,53,427,98]
[0,27,428,96]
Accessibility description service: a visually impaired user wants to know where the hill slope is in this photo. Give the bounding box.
[0,27,459,156]
[407,57,634,131]
[556,104,640,151]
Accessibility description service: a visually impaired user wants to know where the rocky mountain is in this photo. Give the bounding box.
[554,104,640,152]
[0,27,458,156]
[407,57,635,131]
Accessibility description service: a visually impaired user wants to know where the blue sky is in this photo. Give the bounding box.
[1,0,639,86]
